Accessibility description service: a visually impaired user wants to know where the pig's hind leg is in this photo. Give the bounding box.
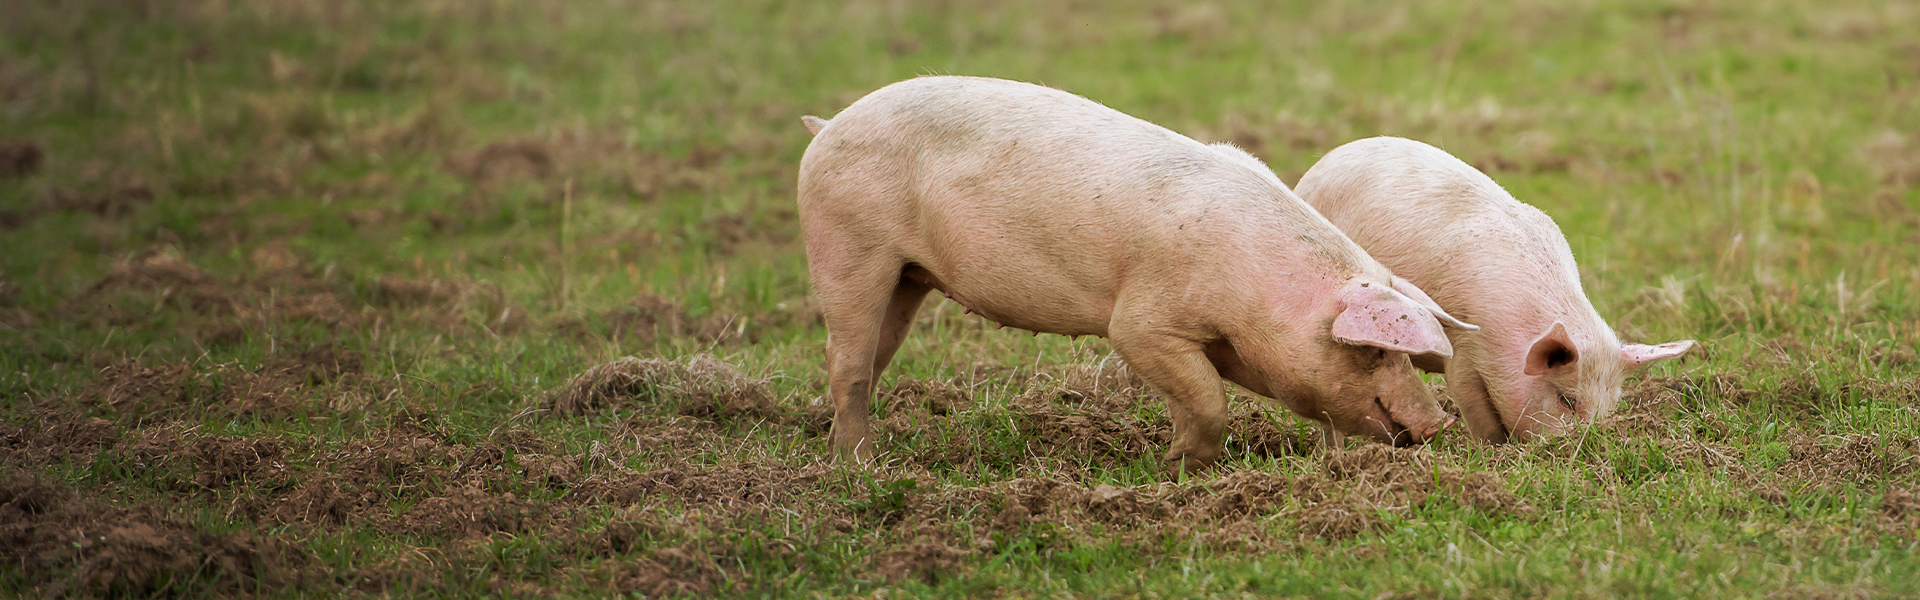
[818,263,931,463]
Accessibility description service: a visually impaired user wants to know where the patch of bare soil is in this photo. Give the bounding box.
[398,483,544,538]
[1882,488,1920,534]
[871,542,969,584]
[0,409,119,466]
[607,546,740,597]
[61,247,528,341]
[193,436,288,489]
[901,446,1532,549]
[1779,433,1919,490]
[80,345,365,422]
[545,354,777,423]
[447,139,556,185]
[0,475,302,597]
[1009,369,1169,463]
[0,139,40,178]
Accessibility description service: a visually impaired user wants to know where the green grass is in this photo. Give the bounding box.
[3,0,1919,597]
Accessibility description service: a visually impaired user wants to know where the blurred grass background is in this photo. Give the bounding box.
[2,0,1919,597]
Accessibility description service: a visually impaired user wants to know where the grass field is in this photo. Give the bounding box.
[3,0,1919,597]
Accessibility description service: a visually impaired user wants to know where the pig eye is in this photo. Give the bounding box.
[1557,392,1579,411]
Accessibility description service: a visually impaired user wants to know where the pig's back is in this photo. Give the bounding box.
[1294,137,1588,324]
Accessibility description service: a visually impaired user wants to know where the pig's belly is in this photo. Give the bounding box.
[901,263,1114,338]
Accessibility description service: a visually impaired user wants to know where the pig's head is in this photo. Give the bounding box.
[1486,321,1696,441]
[1308,276,1478,446]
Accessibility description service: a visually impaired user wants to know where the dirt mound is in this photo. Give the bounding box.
[612,546,738,597]
[882,379,974,417]
[0,475,300,597]
[86,360,198,417]
[193,436,287,489]
[1779,433,1919,489]
[0,139,40,178]
[1011,375,1169,464]
[398,483,543,538]
[81,249,236,320]
[83,346,365,421]
[871,542,969,584]
[0,410,118,465]
[448,139,555,184]
[546,354,777,422]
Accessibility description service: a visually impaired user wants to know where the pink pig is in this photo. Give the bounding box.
[1294,136,1696,442]
[796,77,1475,470]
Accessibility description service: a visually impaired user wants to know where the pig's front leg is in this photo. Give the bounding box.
[1110,324,1230,475]
[1446,354,1507,444]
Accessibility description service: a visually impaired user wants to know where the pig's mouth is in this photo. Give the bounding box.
[1372,397,1419,447]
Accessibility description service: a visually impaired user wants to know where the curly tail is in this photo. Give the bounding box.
[801,116,830,136]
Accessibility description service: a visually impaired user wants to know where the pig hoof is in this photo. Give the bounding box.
[1161,450,1219,477]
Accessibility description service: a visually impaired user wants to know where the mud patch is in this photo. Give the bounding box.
[546,354,777,422]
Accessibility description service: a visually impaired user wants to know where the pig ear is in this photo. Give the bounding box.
[1523,322,1578,376]
[1622,340,1696,368]
[1391,276,1478,331]
[1333,283,1455,358]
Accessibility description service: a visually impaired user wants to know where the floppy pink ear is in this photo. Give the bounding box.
[1622,340,1695,367]
[1523,322,1578,376]
[1332,282,1455,357]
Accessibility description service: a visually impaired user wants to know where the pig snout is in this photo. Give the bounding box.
[1376,393,1454,447]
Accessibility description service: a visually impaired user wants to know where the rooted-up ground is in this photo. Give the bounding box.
[2,0,1919,597]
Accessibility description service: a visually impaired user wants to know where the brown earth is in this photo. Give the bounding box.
[0,475,303,597]
[7,345,1904,596]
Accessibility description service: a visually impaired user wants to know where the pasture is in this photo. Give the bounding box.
[2,0,1918,597]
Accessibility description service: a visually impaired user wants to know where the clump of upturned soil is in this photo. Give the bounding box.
[609,546,739,597]
[193,436,287,489]
[883,379,974,417]
[398,483,544,538]
[82,346,365,421]
[0,409,119,465]
[1779,433,1919,489]
[0,475,301,597]
[447,139,555,184]
[871,542,969,584]
[546,354,777,422]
